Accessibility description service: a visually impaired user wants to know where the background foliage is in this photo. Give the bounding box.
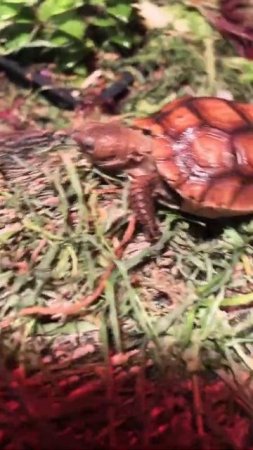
[0,0,138,71]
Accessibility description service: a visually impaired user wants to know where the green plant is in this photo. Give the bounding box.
[0,0,138,71]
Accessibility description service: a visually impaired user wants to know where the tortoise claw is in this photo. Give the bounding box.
[143,221,161,242]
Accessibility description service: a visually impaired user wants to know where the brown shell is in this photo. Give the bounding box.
[134,96,253,218]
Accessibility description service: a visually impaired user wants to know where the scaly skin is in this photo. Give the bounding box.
[73,122,160,238]
[129,174,159,239]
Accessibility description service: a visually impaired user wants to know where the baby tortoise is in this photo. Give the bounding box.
[74,96,253,239]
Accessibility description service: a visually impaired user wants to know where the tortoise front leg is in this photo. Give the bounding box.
[129,173,160,240]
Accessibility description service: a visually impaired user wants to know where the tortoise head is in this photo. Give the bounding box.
[73,121,153,172]
[73,121,133,171]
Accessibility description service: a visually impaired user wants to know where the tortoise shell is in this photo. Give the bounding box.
[134,96,253,218]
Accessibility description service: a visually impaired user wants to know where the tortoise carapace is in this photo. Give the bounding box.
[74,96,253,239]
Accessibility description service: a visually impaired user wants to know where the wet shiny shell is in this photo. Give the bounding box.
[135,96,253,218]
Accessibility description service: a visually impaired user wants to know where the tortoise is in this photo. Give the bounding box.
[73,96,253,239]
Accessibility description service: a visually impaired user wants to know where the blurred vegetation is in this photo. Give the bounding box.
[0,0,139,72]
[1,0,253,105]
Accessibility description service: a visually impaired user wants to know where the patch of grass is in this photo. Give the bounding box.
[2,140,253,378]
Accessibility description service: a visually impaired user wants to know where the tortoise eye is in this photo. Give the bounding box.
[82,137,95,152]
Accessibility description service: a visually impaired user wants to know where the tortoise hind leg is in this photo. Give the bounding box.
[129,174,159,240]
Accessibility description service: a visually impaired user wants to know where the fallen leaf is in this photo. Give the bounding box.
[133,1,174,29]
